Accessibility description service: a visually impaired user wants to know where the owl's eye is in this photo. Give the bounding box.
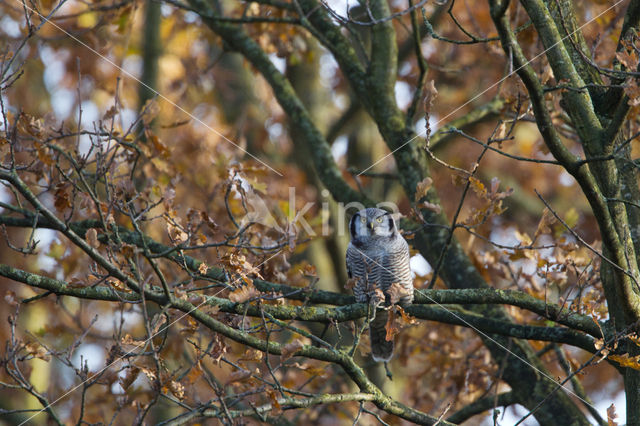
[360,217,366,223]
[376,217,383,223]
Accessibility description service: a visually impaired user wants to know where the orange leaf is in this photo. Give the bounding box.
[385,309,398,342]
[608,353,640,370]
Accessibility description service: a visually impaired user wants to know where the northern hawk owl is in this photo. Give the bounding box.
[346,208,414,362]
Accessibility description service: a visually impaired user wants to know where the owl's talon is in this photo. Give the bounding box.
[384,362,393,381]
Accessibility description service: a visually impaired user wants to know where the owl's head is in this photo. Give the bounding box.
[349,208,397,240]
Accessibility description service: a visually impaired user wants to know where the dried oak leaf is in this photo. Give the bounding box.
[119,366,140,391]
[608,353,640,370]
[414,177,433,202]
[281,339,305,362]
[167,380,185,400]
[225,369,253,386]
[25,342,51,361]
[385,309,399,342]
[534,208,557,239]
[5,290,19,307]
[388,282,409,305]
[228,283,260,303]
[607,403,618,426]
[85,228,100,249]
[397,306,418,325]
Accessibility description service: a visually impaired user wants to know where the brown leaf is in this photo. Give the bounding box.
[228,283,260,303]
[281,339,304,362]
[345,277,358,290]
[423,80,438,114]
[225,369,252,386]
[421,201,441,214]
[616,49,638,70]
[302,264,317,277]
[25,342,51,361]
[103,105,119,121]
[86,228,99,249]
[200,211,219,232]
[385,309,398,342]
[119,366,140,391]
[140,367,157,381]
[607,403,618,426]
[267,389,282,416]
[168,380,185,400]
[625,79,640,107]
[397,306,418,324]
[387,282,410,305]
[4,290,19,307]
[54,184,72,211]
[535,208,557,239]
[167,222,188,243]
[414,177,433,202]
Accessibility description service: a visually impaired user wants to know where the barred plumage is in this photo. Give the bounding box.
[346,208,414,362]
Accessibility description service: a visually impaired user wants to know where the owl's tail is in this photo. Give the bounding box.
[369,311,393,362]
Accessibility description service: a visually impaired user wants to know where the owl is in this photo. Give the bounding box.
[346,207,414,362]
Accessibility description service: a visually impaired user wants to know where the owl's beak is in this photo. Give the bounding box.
[367,222,374,231]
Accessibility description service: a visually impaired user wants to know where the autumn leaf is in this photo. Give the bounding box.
[607,403,618,426]
[198,262,208,275]
[54,184,72,211]
[281,339,305,362]
[4,290,18,307]
[616,49,638,70]
[168,380,185,400]
[421,201,441,214]
[397,306,418,325]
[85,228,99,249]
[625,78,640,107]
[267,389,283,416]
[25,342,51,361]
[414,177,433,202]
[385,309,398,342]
[103,105,119,121]
[534,208,557,239]
[167,221,189,243]
[608,353,640,370]
[388,282,411,305]
[225,369,253,386]
[468,177,487,198]
[119,366,140,391]
[423,80,438,114]
[302,264,317,277]
[228,283,260,303]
